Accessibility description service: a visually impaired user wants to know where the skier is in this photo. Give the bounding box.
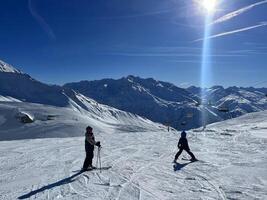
[82,126,101,171]
[174,131,197,162]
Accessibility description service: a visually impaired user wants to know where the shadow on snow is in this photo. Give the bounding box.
[173,162,191,171]
[17,171,83,199]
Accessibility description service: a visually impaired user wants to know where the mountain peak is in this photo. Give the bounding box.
[0,59,22,74]
[124,75,139,81]
[124,75,158,84]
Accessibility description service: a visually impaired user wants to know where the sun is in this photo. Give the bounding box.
[201,0,217,12]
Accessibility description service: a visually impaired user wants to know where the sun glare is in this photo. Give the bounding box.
[201,0,217,12]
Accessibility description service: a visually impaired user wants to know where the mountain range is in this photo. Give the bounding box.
[64,76,267,129]
[0,60,163,140]
[1,59,267,132]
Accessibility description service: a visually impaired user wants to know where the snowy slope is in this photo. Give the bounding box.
[0,100,163,141]
[0,95,21,102]
[0,111,266,199]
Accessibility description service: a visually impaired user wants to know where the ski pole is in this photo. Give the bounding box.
[98,147,102,173]
[96,147,99,168]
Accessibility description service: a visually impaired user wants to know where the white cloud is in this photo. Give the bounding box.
[211,0,267,25]
[195,22,267,41]
[28,0,56,40]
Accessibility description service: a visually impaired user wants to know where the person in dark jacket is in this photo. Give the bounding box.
[174,131,197,162]
[82,126,101,171]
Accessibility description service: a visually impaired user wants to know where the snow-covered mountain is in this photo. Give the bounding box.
[64,76,223,130]
[1,110,266,199]
[187,85,267,118]
[1,58,266,134]
[64,76,267,130]
[0,59,22,73]
[0,59,73,107]
[0,60,164,140]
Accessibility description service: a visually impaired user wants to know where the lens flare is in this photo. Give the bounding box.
[200,15,213,127]
[200,1,216,128]
[202,0,217,12]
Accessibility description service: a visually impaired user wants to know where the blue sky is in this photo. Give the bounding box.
[0,0,266,87]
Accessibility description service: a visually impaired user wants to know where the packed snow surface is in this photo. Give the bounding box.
[0,111,266,199]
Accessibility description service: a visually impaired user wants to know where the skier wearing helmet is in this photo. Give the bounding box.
[82,126,101,171]
[174,131,197,162]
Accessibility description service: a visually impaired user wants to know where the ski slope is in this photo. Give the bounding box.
[0,101,163,141]
[0,111,267,199]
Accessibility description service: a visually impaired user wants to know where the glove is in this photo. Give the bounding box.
[95,141,101,147]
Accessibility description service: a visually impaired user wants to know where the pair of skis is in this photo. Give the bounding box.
[79,146,112,172]
[73,166,111,173]
[181,158,199,162]
[81,166,112,172]
[173,157,199,164]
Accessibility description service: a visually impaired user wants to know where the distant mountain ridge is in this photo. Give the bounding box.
[187,85,267,117]
[65,76,267,129]
[1,59,266,131]
[64,76,207,130]
[64,75,199,104]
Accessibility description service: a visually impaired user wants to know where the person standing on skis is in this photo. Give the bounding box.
[174,131,197,162]
[82,126,101,171]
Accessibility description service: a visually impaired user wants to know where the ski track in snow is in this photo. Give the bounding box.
[1,112,267,199]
